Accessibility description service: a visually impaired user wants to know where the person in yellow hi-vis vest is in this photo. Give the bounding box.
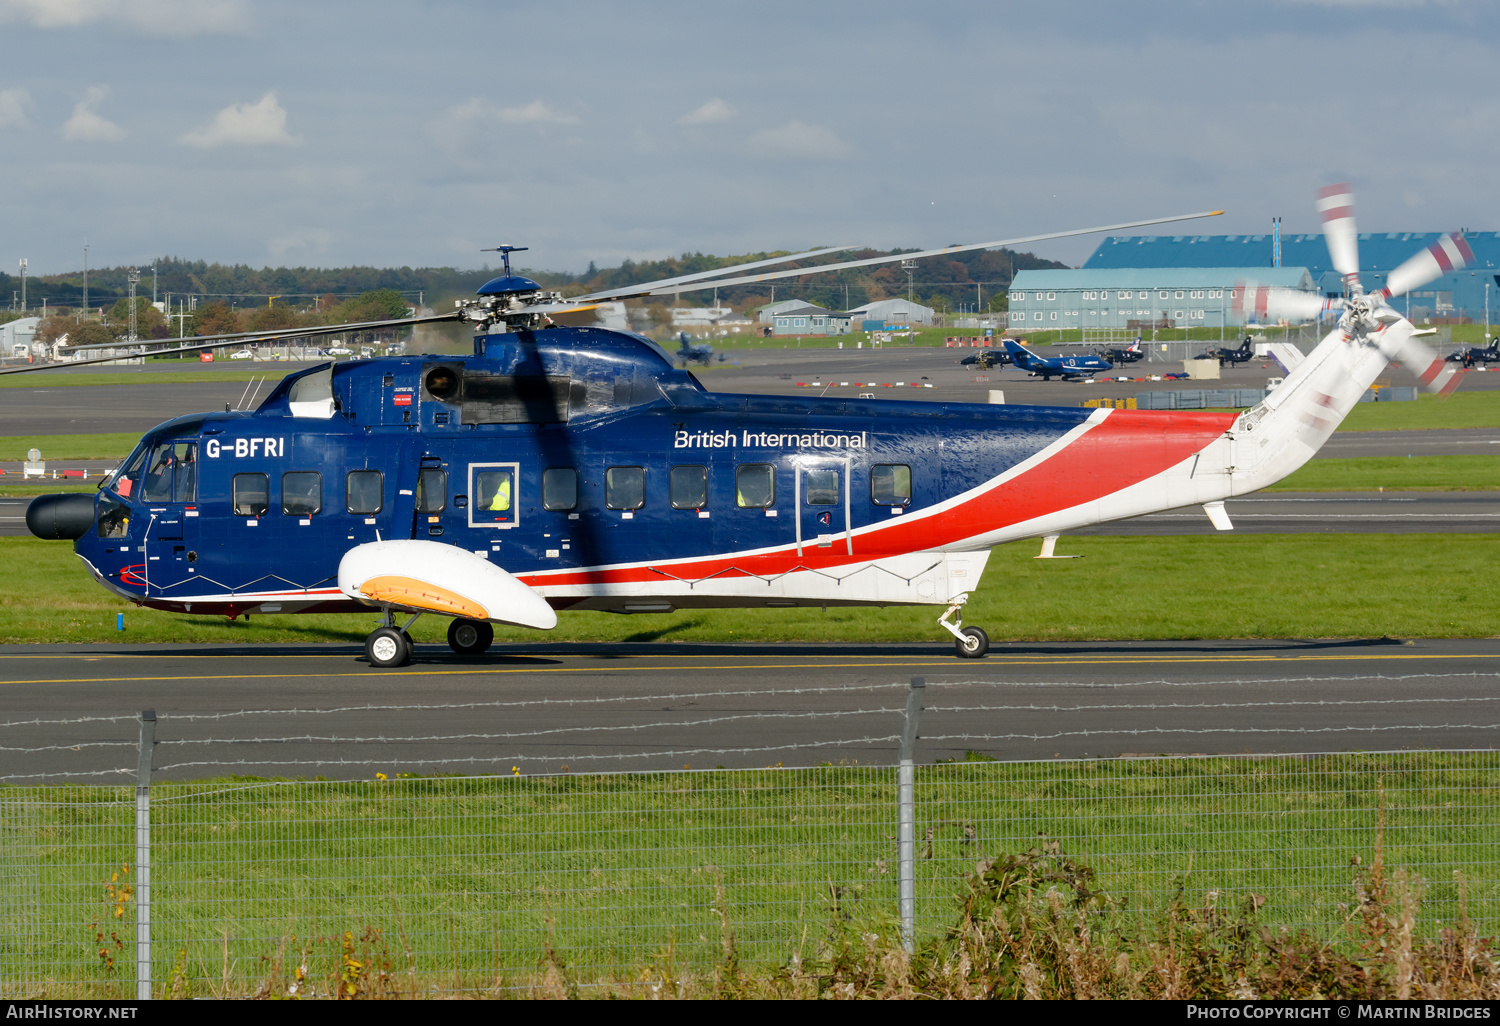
[489,474,511,512]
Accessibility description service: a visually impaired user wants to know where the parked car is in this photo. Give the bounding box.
[229,350,253,360]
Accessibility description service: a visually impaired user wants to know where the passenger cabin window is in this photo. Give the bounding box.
[233,473,269,516]
[670,465,707,510]
[736,464,775,508]
[543,468,577,511]
[416,468,446,512]
[140,442,197,503]
[804,469,839,505]
[474,469,515,523]
[346,470,383,515]
[606,467,645,510]
[282,472,322,516]
[871,464,912,506]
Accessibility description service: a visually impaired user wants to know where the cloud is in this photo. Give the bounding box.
[679,98,735,125]
[179,92,297,148]
[0,88,32,129]
[748,120,852,161]
[62,86,124,141]
[0,0,249,36]
[440,97,580,130]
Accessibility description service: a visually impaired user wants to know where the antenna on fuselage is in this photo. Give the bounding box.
[481,246,529,277]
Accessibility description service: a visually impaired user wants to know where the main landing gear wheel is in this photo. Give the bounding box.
[366,626,412,668]
[955,626,990,659]
[447,618,494,655]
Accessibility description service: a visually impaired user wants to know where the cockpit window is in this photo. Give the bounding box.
[139,442,198,503]
[110,444,150,499]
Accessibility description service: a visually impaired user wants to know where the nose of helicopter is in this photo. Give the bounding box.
[26,493,96,540]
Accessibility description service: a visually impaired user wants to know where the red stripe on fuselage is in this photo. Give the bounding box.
[520,410,1236,588]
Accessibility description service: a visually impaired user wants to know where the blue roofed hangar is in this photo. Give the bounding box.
[1082,232,1500,324]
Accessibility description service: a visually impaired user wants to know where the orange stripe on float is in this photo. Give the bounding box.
[359,576,487,619]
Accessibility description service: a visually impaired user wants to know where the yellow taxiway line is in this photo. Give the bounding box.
[0,649,1491,687]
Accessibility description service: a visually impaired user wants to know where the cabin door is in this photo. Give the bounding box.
[794,457,852,557]
[137,438,201,591]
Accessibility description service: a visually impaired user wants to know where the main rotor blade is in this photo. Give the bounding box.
[633,210,1225,297]
[1376,233,1474,301]
[55,312,463,353]
[1316,183,1361,291]
[570,245,862,304]
[1,337,286,375]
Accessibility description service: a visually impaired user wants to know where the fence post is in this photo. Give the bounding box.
[898,677,925,954]
[135,710,155,1001]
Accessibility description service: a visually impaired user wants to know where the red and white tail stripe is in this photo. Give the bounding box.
[1376,232,1475,301]
[1316,182,1361,290]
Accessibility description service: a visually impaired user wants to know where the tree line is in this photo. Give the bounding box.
[28,289,414,351]
[2,244,1066,324]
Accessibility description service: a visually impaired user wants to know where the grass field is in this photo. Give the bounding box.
[1,532,1494,645]
[0,370,276,390]
[1266,454,1500,491]
[6,753,1495,997]
[0,433,141,461]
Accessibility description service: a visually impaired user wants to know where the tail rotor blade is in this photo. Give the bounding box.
[1375,232,1474,301]
[1373,324,1465,397]
[1316,182,1362,292]
[1234,280,1341,323]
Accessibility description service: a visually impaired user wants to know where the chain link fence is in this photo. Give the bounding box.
[5,727,1497,996]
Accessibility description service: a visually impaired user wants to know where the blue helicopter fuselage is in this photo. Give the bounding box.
[70,326,1231,618]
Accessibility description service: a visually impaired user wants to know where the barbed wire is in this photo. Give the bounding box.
[6,672,1497,734]
[924,723,1500,743]
[928,695,1500,716]
[151,734,904,775]
[158,706,904,748]
[0,682,911,731]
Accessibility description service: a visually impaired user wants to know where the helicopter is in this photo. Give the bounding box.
[18,190,1469,667]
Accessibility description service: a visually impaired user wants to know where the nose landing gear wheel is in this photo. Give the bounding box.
[447,618,494,655]
[366,626,412,668]
[955,626,989,659]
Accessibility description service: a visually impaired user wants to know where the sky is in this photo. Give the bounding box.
[1,0,1497,280]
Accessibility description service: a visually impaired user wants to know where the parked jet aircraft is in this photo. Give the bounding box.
[674,332,721,367]
[1097,339,1144,364]
[1001,339,1113,380]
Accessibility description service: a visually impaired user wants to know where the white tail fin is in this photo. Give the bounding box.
[1231,319,1406,494]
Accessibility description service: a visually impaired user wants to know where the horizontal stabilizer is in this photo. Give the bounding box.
[1264,342,1305,375]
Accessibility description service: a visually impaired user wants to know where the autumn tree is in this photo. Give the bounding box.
[245,303,306,332]
[191,302,244,336]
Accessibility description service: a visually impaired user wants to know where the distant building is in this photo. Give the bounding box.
[1084,232,1500,324]
[1007,268,1315,331]
[758,299,817,324]
[770,303,852,336]
[846,298,934,326]
[669,306,736,326]
[1,317,40,358]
